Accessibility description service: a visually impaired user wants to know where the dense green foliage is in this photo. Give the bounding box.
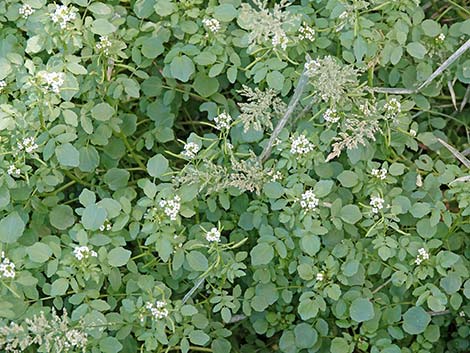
[0,0,470,352]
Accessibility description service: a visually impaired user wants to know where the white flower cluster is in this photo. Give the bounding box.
[205,227,221,242]
[38,71,65,94]
[267,169,282,182]
[415,248,430,265]
[0,80,6,91]
[371,168,387,180]
[436,33,445,42]
[95,36,112,55]
[145,301,169,320]
[304,59,321,76]
[19,4,35,18]
[0,252,16,279]
[370,196,385,214]
[316,272,324,281]
[64,329,88,349]
[7,165,21,178]
[384,98,401,119]
[214,112,232,130]
[182,142,200,159]
[358,103,376,117]
[323,108,340,123]
[99,220,112,232]
[299,23,315,41]
[290,134,314,155]
[202,18,221,33]
[272,32,288,50]
[50,4,77,29]
[73,246,97,261]
[159,195,181,221]
[300,189,319,211]
[18,137,38,153]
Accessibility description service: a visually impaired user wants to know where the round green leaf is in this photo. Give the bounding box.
[108,247,132,267]
[147,154,169,179]
[0,212,25,243]
[263,182,284,199]
[340,205,362,224]
[337,171,359,188]
[91,102,114,121]
[350,298,374,322]
[266,71,284,91]
[91,19,117,35]
[193,73,219,97]
[50,278,69,296]
[330,337,350,353]
[213,4,238,22]
[170,55,195,82]
[402,306,431,335]
[56,143,80,167]
[99,337,123,353]
[294,323,318,349]
[406,42,427,59]
[187,251,208,272]
[50,205,75,230]
[27,242,52,263]
[82,204,107,231]
[250,243,274,266]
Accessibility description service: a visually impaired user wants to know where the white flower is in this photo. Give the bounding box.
[384,98,401,120]
[460,311,466,317]
[370,196,384,214]
[371,168,387,180]
[415,248,429,265]
[214,112,232,130]
[0,253,16,279]
[65,329,88,348]
[409,129,417,137]
[290,134,314,155]
[299,23,315,41]
[304,59,321,76]
[38,71,65,94]
[0,80,6,91]
[267,169,282,182]
[73,246,98,261]
[159,195,181,221]
[95,36,112,55]
[359,103,375,116]
[202,18,221,33]
[18,137,38,153]
[19,4,35,18]
[323,108,340,123]
[50,4,77,29]
[205,227,221,242]
[146,301,169,320]
[99,220,112,232]
[271,31,288,50]
[182,142,200,159]
[299,189,319,211]
[316,272,324,281]
[7,165,21,178]
[436,33,446,42]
